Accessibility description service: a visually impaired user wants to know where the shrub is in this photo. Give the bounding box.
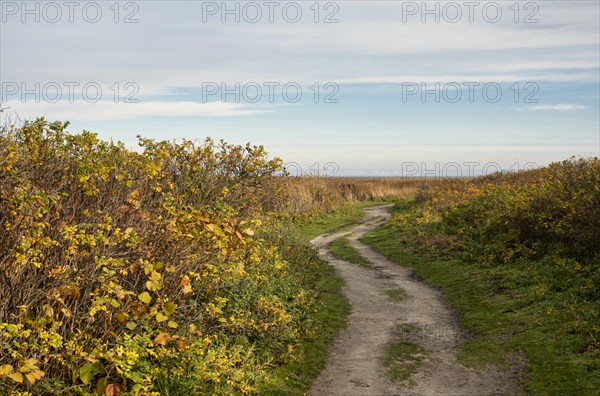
[401,157,600,354]
[430,158,600,265]
[0,118,316,395]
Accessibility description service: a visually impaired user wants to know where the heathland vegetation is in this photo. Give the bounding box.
[1,118,598,394]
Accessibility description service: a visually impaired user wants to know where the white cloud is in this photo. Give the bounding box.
[337,73,598,85]
[2,2,598,96]
[3,101,272,121]
[516,104,588,111]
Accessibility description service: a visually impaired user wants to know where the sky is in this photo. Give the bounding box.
[1,0,599,176]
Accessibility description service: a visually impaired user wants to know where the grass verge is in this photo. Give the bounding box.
[361,202,600,394]
[329,237,374,269]
[259,205,371,394]
[294,201,388,240]
[260,258,351,395]
[293,205,362,240]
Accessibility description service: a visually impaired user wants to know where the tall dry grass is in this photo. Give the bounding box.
[277,177,436,215]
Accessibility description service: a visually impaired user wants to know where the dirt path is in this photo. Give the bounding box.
[309,205,523,396]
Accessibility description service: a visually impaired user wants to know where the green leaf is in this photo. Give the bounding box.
[138,292,152,304]
[163,302,177,316]
[146,279,162,291]
[79,362,97,385]
[96,377,108,395]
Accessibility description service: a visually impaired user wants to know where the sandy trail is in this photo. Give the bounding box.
[309,205,523,396]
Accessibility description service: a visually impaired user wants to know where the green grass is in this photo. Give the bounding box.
[329,237,374,269]
[383,324,428,383]
[294,201,388,240]
[384,288,407,303]
[361,202,600,394]
[293,205,363,240]
[260,259,351,395]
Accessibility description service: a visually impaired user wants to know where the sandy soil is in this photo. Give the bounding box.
[309,205,524,396]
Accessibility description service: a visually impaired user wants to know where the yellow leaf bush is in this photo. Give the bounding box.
[0,118,320,395]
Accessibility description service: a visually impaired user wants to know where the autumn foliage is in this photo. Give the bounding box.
[397,158,600,354]
[416,158,600,265]
[0,119,322,395]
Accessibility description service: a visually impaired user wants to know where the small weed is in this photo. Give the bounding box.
[385,288,407,303]
[383,339,427,383]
